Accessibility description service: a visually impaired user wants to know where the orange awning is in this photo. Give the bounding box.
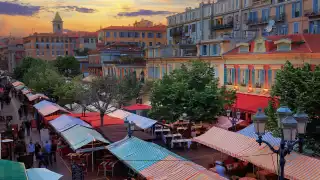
[82,115,124,128]
[193,127,320,180]
[43,115,61,124]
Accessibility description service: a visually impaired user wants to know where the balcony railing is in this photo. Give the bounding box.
[246,15,285,26]
[252,0,271,6]
[212,22,234,30]
[304,10,320,18]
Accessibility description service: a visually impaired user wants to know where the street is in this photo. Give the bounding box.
[1,95,72,180]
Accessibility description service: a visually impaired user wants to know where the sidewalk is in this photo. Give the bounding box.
[2,95,72,179]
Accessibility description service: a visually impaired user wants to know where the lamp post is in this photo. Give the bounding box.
[226,109,241,131]
[253,108,308,180]
[124,118,135,138]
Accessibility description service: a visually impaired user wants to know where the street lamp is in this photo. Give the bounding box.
[226,109,241,131]
[253,108,308,180]
[124,118,135,138]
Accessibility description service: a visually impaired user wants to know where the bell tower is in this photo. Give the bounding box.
[52,12,63,33]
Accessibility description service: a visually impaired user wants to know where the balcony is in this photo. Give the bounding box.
[212,22,234,30]
[304,10,320,19]
[274,14,285,22]
[246,18,269,26]
[252,0,271,6]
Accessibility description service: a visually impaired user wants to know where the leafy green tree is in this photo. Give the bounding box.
[149,60,236,122]
[53,78,83,106]
[272,61,320,154]
[54,56,81,77]
[264,96,280,137]
[13,57,44,80]
[23,62,63,96]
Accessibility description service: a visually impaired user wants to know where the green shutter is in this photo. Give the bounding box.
[252,69,255,86]
[231,68,235,84]
[224,67,227,85]
[245,69,249,85]
[260,69,265,86]
[268,69,272,88]
[238,68,241,85]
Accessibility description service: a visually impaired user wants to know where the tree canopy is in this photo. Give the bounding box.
[271,61,320,153]
[23,61,63,96]
[13,57,44,80]
[53,76,84,106]
[149,60,236,122]
[54,56,81,77]
[82,74,142,126]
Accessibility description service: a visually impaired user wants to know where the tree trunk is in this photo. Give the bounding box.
[100,112,104,127]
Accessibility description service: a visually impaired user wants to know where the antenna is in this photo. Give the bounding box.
[264,19,275,33]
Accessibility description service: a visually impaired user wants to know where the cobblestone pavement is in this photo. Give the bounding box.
[1,95,72,180]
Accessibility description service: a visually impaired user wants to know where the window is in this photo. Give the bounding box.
[57,24,60,30]
[228,69,232,84]
[41,38,44,42]
[142,32,145,38]
[292,1,301,18]
[156,33,162,38]
[106,32,110,37]
[239,46,249,53]
[57,51,60,56]
[293,22,300,34]
[46,44,49,49]
[128,32,134,37]
[212,44,219,55]
[236,0,239,8]
[114,32,117,37]
[249,11,258,23]
[36,44,39,49]
[148,33,154,38]
[191,24,196,32]
[66,51,68,55]
[244,0,248,7]
[277,43,290,51]
[135,32,140,38]
[184,26,188,33]
[262,9,269,22]
[241,70,245,84]
[41,51,44,55]
[36,50,39,56]
[278,25,288,35]
[52,51,54,56]
[91,39,95,43]
[149,42,152,46]
[120,32,126,37]
[202,45,207,56]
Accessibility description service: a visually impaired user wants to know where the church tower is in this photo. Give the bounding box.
[52,12,63,33]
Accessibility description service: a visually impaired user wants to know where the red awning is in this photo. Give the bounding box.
[87,116,124,128]
[123,104,151,111]
[233,93,270,113]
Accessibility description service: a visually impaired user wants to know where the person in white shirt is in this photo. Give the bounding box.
[27,140,35,157]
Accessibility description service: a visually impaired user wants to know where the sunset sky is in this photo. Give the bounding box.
[0,0,201,37]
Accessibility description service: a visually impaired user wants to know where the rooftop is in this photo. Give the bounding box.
[52,12,63,22]
[100,25,166,32]
[224,34,320,55]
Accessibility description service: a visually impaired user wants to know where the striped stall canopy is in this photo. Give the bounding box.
[14,84,25,90]
[194,126,320,180]
[21,88,31,95]
[107,109,133,120]
[12,81,23,87]
[108,137,227,180]
[237,124,281,147]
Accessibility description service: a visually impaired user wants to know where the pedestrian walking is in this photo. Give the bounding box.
[51,140,57,163]
[24,105,28,118]
[38,148,48,168]
[27,140,35,157]
[25,120,31,136]
[18,108,22,120]
[35,142,41,160]
[18,126,25,140]
[44,141,52,166]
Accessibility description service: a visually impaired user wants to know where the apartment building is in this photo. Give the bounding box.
[0,38,25,72]
[23,12,97,60]
[88,43,145,79]
[97,19,166,48]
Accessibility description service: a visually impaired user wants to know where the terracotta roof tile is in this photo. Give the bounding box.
[224,34,320,55]
[100,25,166,32]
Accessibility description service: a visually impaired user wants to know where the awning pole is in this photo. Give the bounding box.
[92,142,94,172]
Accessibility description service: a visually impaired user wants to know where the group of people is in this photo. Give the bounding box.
[26,140,58,168]
[17,120,32,139]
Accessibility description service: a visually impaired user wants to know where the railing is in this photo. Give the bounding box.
[252,0,271,6]
[304,10,320,18]
[212,22,234,30]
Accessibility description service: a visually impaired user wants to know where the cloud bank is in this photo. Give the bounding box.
[117,9,174,17]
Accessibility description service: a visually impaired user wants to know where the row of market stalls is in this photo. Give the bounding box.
[193,126,320,180]
[32,99,228,179]
[0,159,63,180]
[12,81,49,102]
